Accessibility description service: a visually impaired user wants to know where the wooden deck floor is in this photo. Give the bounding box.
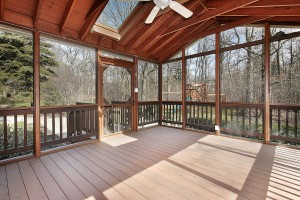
[1,127,300,200]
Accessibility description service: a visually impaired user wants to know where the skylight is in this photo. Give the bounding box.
[97,0,138,30]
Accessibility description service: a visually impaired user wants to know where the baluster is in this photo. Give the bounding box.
[60,112,63,139]
[230,108,233,129]
[24,114,27,147]
[236,108,239,130]
[74,110,77,136]
[193,105,196,124]
[225,107,228,128]
[201,105,204,125]
[210,106,213,126]
[242,108,245,130]
[286,109,289,137]
[256,108,258,133]
[4,116,8,150]
[249,108,251,132]
[79,110,82,135]
[44,113,47,142]
[14,115,18,148]
[197,105,200,125]
[52,112,55,141]
[278,109,281,134]
[294,110,297,138]
[206,105,208,125]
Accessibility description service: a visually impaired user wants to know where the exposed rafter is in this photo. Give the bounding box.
[79,0,108,41]
[163,0,259,36]
[0,0,4,21]
[119,3,153,44]
[59,0,76,35]
[157,18,216,59]
[125,12,168,49]
[33,0,43,28]
[180,16,272,45]
[225,6,300,16]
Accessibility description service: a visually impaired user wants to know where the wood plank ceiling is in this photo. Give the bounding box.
[1,0,300,62]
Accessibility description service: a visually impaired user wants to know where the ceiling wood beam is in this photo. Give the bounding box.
[204,0,300,9]
[163,0,259,36]
[33,0,43,28]
[145,29,184,56]
[136,1,199,53]
[156,18,215,60]
[0,0,4,21]
[125,12,169,49]
[59,0,76,35]
[119,3,153,43]
[225,6,300,16]
[80,0,108,41]
[179,16,272,45]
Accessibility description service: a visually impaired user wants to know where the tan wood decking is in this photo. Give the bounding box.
[0,127,300,200]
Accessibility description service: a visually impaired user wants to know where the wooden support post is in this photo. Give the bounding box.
[182,48,186,129]
[33,31,41,157]
[215,32,221,136]
[97,49,104,139]
[0,0,4,21]
[133,56,139,131]
[264,23,271,144]
[159,63,163,125]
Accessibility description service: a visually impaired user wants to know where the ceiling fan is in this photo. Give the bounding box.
[123,0,193,24]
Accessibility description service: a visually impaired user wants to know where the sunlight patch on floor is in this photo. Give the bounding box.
[102,134,138,146]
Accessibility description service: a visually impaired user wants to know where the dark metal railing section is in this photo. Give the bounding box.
[138,101,159,127]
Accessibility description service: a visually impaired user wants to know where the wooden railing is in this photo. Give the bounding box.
[0,105,98,159]
[162,101,182,127]
[0,107,34,159]
[220,102,264,139]
[40,104,97,149]
[138,101,159,128]
[270,104,300,144]
[186,102,215,131]
[103,105,132,135]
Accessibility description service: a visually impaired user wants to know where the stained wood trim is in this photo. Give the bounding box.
[164,0,259,35]
[59,0,76,34]
[33,31,41,157]
[100,56,134,68]
[181,48,186,129]
[0,0,4,21]
[215,31,221,136]
[159,63,163,125]
[133,57,138,132]
[264,23,271,144]
[96,49,103,139]
[80,0,108,40]
[33,0,43,28]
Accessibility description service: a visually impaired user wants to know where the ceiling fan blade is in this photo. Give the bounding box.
[145,6,160,24]
[169,1,193,18]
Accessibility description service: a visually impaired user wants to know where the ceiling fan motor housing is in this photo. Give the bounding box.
[154,0,171,10]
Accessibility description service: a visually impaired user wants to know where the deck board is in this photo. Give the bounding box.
[1,126,300,200]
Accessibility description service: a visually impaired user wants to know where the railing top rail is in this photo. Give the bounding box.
[41,104,97,113]
[270,103,300,110]
[0,107,33,116]
[220,102,264,108]
[186,101,215,106]
[162,101,182,104]
[138,101,159,105]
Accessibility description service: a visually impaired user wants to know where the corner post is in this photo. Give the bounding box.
[97,49,104,139]
[264,23,271,144]
[215,32,221,136]
[182,48,186,129]
[159,63,163,125]
[133,56,139,132]
[33,31,41,157]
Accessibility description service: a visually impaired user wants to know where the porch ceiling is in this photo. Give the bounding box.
[1,0,300,61]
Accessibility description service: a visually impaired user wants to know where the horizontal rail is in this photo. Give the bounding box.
[220,102,264,108]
